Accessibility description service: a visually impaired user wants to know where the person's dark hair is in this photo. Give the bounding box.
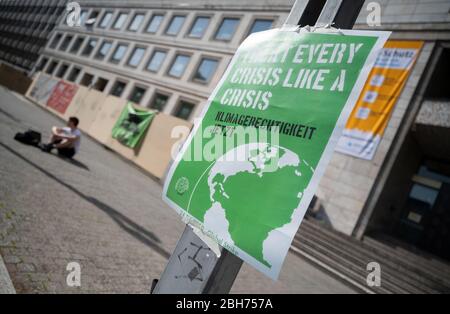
[69,117,79,127]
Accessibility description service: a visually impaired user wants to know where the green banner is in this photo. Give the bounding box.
[163,28,389,279]
[112,103,155,148]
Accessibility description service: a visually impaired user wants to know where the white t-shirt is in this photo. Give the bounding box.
[62,127,81,152]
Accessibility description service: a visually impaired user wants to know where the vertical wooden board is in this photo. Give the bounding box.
[63,86,88,121]
[25,71,40,99]
[0,63,32,94]
[134,113,192,179]
[69,88,107,132]
[27,73,59,107]
[108,136,137,160]
[87,96,127,145]
[60,82,84,120]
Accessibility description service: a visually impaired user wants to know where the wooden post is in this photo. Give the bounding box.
[152,0,366,294]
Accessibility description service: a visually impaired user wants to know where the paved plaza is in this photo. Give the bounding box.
[0,86,355,293]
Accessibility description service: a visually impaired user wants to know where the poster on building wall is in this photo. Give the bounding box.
[163,28,390,279]
[29,73,59,105]
[112,102,155,148]
[46,80,78,114]
[336,41,424,160]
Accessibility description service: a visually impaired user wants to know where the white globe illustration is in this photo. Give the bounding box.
[187,142,314,270]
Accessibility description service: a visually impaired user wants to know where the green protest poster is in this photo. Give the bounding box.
[112,102,155,148]
[163,28,389,279]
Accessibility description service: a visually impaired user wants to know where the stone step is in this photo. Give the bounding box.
[363,235,450,278]
[297,221,449,292]
[296,225,442,293]
[300,219,450,288]
[291,237,404,294]
[293,236,427,293]
[304,219,449,274]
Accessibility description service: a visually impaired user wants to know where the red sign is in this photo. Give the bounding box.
[47,81,78,114]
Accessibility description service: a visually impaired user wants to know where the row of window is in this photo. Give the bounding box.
[0,3,62,71]
[49,33,221,84]
[37,58,198,121]
[0,3,64,17]
[0,22,50,69]
[0,44,39,70]
[73,9,273,43]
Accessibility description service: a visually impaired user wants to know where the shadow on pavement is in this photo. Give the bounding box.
[87,196,170,259]
[0,141,170,260]
[56,155,90,171]
[0,107,21,123]
[12,139,91,171]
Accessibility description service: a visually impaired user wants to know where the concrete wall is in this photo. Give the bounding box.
[416,100,450,128]
[26,72,192,180]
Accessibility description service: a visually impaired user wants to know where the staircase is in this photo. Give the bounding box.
[290,218,450,294]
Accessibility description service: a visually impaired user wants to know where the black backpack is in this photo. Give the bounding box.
[14,129,41,146]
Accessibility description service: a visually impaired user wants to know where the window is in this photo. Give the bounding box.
[168,54,190,78]
[127,47,146,67]
[113,12,128,29]
[88,10,99,22]
[46,60,58,74]
[149,93,169,111]
[174,101,195,120]
[81,38,98,57]
[99,11,113,28]
[36,57,48,72]
[146,14,164,33]
[146,50,166,72]
[93,77,108,92]
[59,35,73,51]
[214,18,239,41]
[56,64,69,78]
[79,10,88,26]
[67,67,81,82]
[247,19,273,36]
[188,16,210,38]
[80,73,94,87]
[69,36,85,54]
[110,44,128,64]
[128,13,145,31]
[95,41,112,60]
[128,86,147,104]
[49,33,62,49]
[165,15,185,36]
[110,81,127,97]
[193,58,218,83]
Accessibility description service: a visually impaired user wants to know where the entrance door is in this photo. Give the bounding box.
[396,162,450,260]
[423,183,450,259]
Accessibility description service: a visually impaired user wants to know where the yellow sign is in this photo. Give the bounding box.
[336,41,424,160]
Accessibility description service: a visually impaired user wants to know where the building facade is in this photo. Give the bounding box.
[32,0,450,262]
[0,0,67,72]
[34,0,291,122]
